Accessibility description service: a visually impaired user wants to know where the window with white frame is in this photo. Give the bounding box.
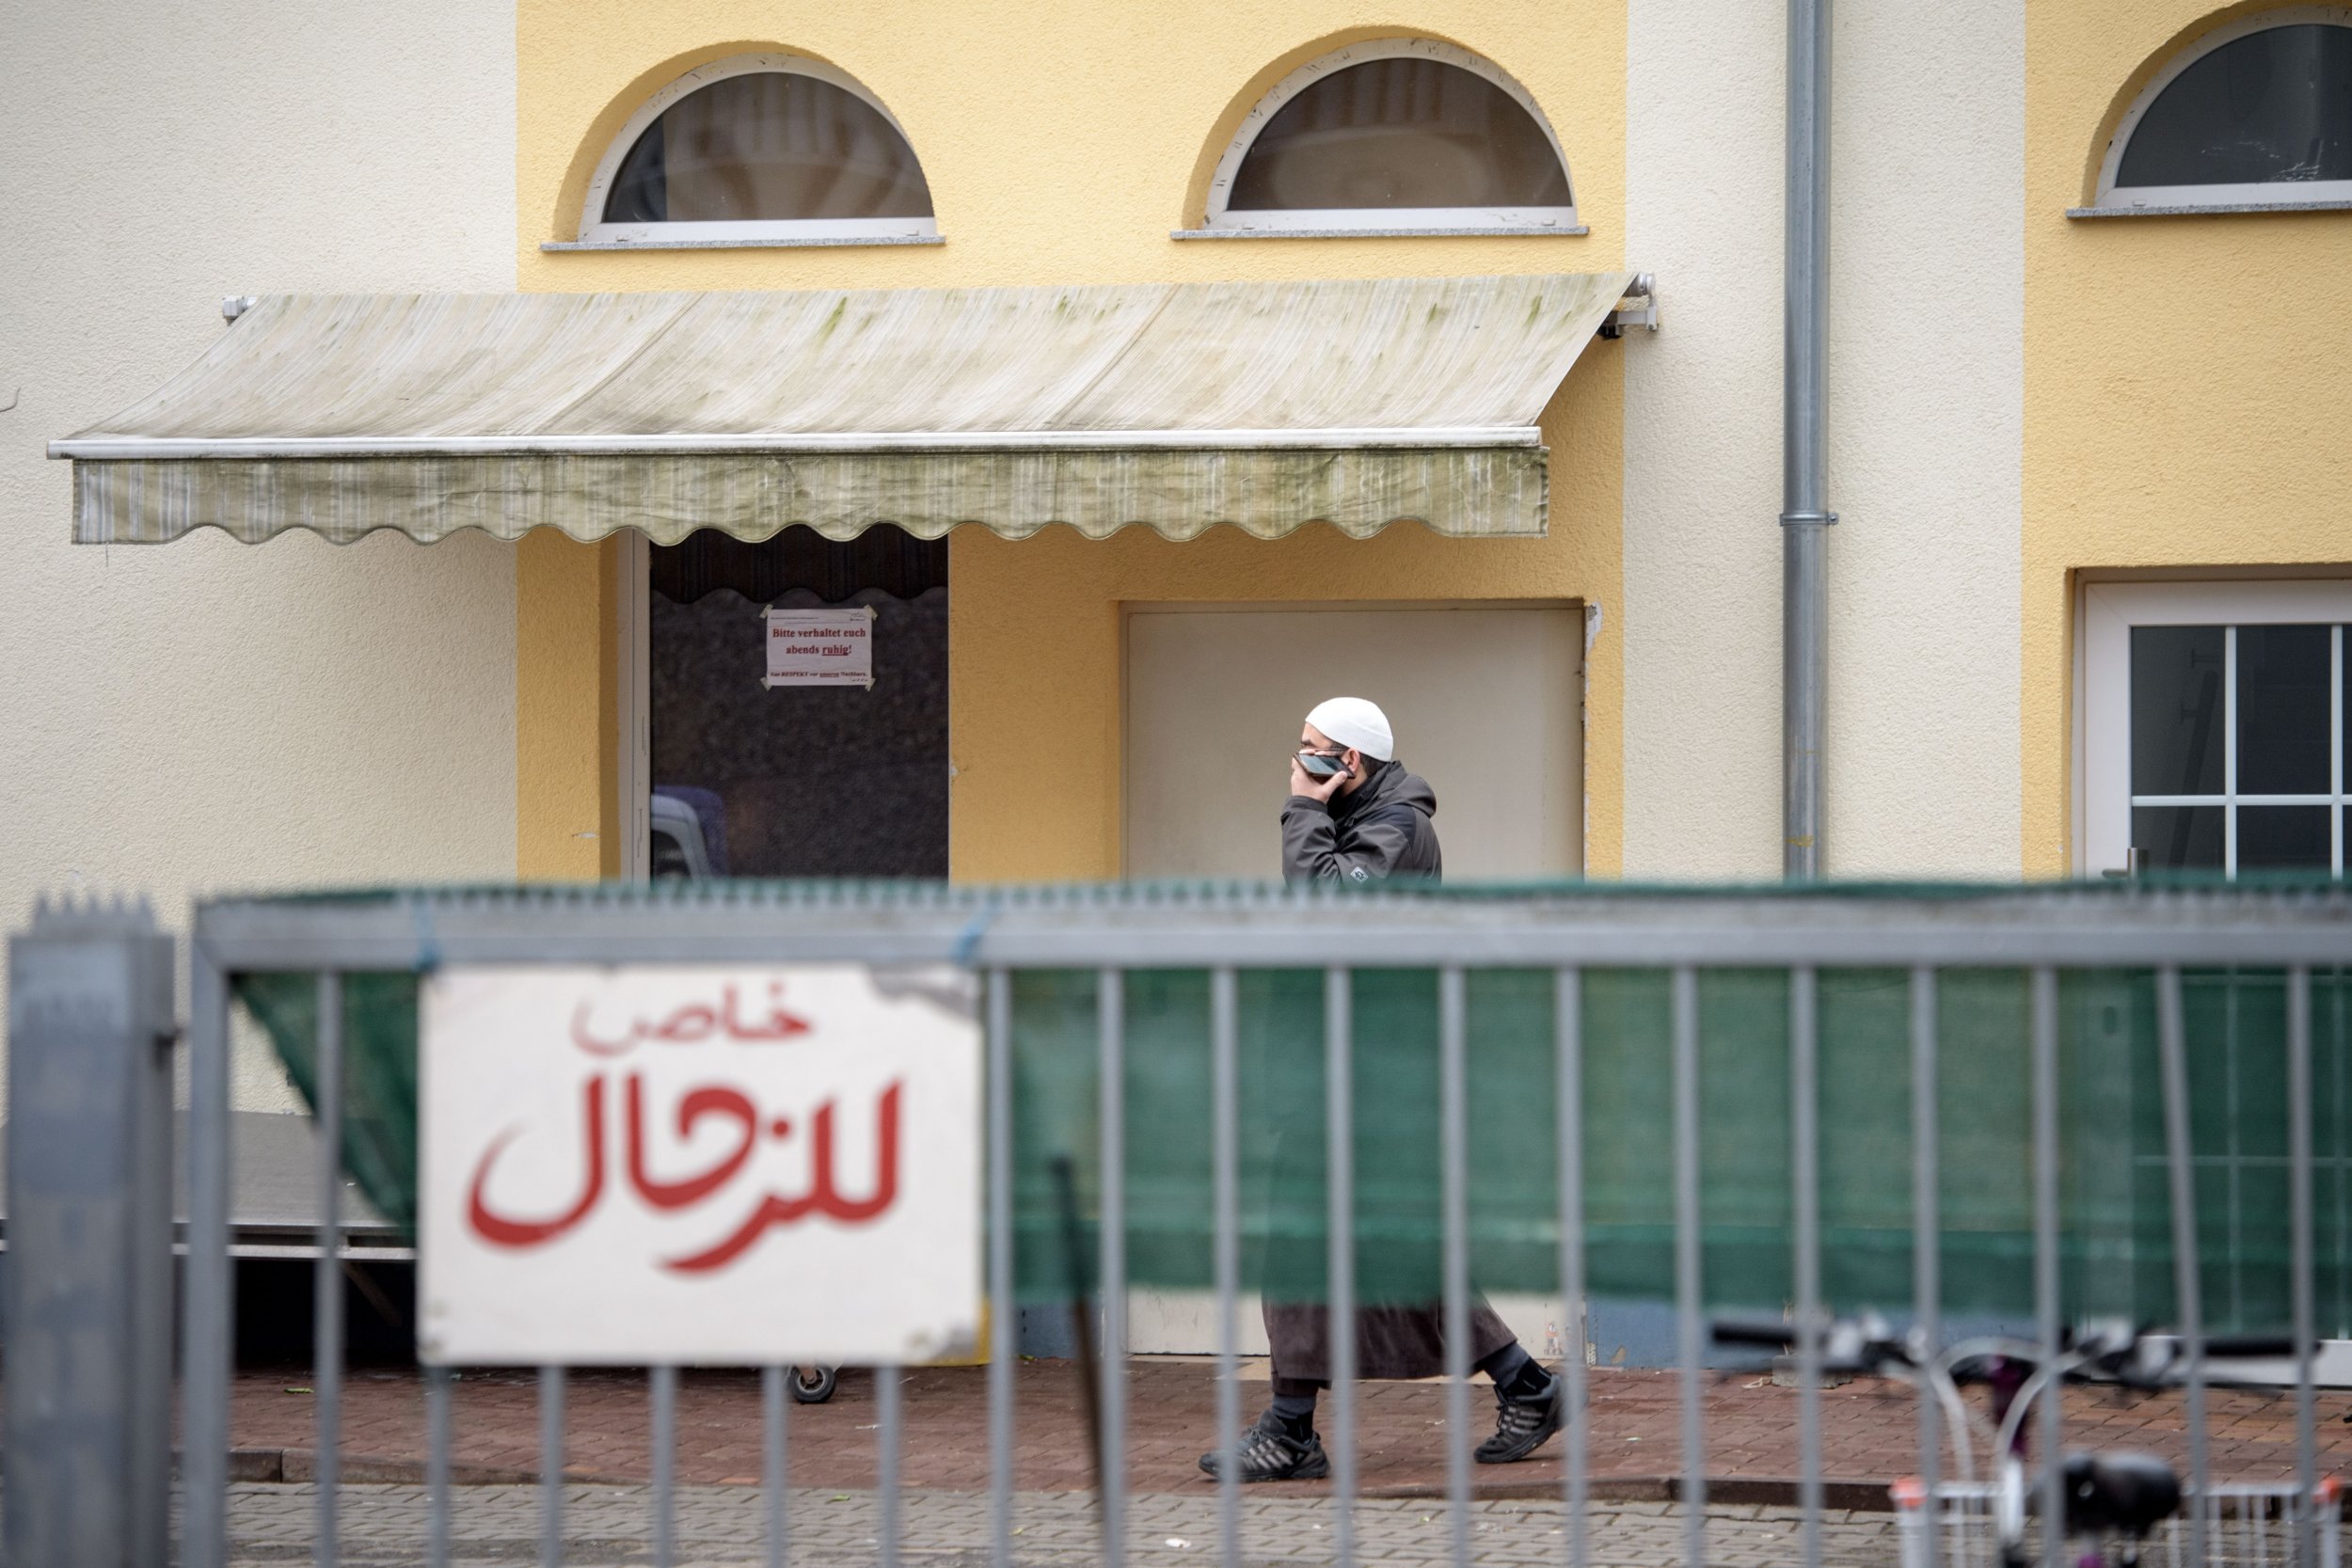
[1200,39,1578,234]
[2082,581,2350,878]
[2094,8,2352,211]
[576,55,936,246]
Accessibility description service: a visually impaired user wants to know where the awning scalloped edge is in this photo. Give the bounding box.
[73,447,1549,546]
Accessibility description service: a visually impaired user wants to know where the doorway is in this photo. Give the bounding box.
[1122,601,1585,879]
[644,526,949,879]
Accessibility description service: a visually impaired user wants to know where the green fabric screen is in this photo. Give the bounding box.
[240,958,2352,1332]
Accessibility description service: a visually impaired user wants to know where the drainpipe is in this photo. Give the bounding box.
[1782,0,1835,879]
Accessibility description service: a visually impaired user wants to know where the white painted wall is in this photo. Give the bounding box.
[0,1,520,1108]
[1623,0,2025,879]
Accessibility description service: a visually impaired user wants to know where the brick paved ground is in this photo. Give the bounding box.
[222,1356,2352,1496]
[204,1485,1905,1567]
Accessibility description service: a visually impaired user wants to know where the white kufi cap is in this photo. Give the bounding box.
[1305,697,1394,762]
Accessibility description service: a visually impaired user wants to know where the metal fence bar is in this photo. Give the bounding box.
[425,1364,453,1568]
[185,947,234,1568]
[1212,964,1242,1568]
[1792,965,1824,1568]
[988,969,1016,1568]
[879,1362,903,1568]
[1557,966,1589,1568]
[2031,966,2063,1568]
[1327,966,1359,1568]
[313,971,345,1568]
[1439,965,1472,1568]
[763,1364,789,1568]
[2158,964,2213,1568]
[1099,968,1128,1568]
[1910,965,1940,1502]
[1672,964,1706,1568]
[2288,965,2318,1568]
[651,1364,678,1568]
[539,1365,565,1568]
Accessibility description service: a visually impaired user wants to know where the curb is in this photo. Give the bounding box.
[209,1449,1895,1509]
[1360,1476,1896,1513]
[217,1449,633,1487]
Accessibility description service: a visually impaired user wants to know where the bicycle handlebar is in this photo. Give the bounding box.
[1711,1318,2298,1375]
[2204,1334,2295,1359]
[1711,1320,1799,1349]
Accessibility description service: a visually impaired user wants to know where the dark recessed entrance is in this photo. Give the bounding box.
[647,526,948,879]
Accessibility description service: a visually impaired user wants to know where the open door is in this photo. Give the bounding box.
[642,526,948,879]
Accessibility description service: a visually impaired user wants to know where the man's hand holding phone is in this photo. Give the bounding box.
[1291,748,1353,803]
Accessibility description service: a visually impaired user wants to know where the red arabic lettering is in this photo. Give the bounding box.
[468,1077,608,1246]
[725,984,813,1042]
[569,1001,640,1056]
[653,1004,717,1043]
[663,1082,903,1274]
[626,1073,756,1209]
[569,984,813,1058]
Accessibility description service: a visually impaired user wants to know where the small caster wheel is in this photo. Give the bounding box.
[791,1365,838,1404]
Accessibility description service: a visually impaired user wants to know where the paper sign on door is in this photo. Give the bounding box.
[419,963,979,1365]
[764,607,875,689]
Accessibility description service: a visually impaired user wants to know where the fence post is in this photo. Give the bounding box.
[5,896,176,1568]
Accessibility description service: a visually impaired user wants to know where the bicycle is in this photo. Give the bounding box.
[1713,1314,2334,1568]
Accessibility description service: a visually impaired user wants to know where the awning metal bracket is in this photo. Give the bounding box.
[1599,274,1658,340]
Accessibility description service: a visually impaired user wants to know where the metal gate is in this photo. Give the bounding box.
[8,881,2352,1568]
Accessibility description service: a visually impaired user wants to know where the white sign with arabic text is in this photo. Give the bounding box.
[419,964,979,1365]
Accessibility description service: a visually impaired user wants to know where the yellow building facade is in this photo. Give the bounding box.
[509,0,1631,885]
[11,0,2347,936]
[2023,0,2352,877]
[490,0,2345,891]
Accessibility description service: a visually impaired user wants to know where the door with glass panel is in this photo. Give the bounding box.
[2084,581,2352,1384]
[2083,581,2350,879]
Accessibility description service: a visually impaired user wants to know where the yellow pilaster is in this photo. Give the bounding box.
[516,530,621,880]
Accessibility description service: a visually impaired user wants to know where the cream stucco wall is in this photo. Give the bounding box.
[0,0,520,1105]
[1623,0,2026,879]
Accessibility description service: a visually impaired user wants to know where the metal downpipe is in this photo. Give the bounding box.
[1782,0,1834,879]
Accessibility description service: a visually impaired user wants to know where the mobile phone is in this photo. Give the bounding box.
[1297,751,1346,778]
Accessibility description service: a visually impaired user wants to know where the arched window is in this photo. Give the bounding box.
[1200,39,1579,234]
[2096,8,2352,211]
[577,55,936,245]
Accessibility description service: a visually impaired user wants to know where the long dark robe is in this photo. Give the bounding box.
[1263,1298,1517,1384]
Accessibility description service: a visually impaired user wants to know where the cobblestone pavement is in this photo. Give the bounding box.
[213,1484,1902,1567]
[222,1357,2349,1496]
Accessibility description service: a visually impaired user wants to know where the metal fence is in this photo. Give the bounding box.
[12,881,2352,1568]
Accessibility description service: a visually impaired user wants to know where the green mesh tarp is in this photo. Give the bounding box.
[240,926,2352,1333]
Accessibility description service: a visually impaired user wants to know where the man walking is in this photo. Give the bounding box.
[1200,696,1564,1482]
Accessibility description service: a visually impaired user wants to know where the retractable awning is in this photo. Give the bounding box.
[53,272,1632,546]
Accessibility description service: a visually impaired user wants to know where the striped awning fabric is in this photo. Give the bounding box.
[52,272,1631,546]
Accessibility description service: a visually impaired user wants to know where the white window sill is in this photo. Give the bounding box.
[2068,199,2352,218]
[1172,225,1588,240]
[543,234,947,252]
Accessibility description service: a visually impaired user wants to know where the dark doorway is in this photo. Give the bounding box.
[648,526,948,879]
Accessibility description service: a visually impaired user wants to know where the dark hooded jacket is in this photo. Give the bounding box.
[1279,759,1442,886]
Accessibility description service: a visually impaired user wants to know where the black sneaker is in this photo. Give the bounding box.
[1197,1411,1331,1482]
[1475,1376,1564,1464]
